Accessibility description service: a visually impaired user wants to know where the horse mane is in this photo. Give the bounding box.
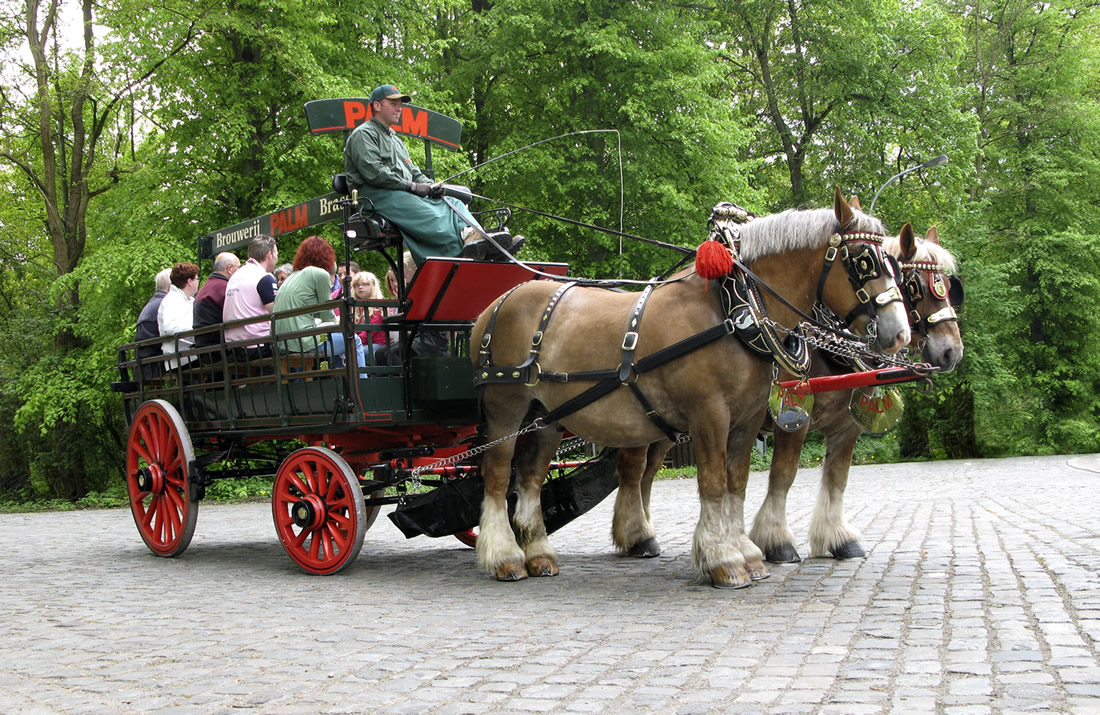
[883,233,958,273]
[736,206,887,263]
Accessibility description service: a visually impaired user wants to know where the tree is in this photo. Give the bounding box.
[949,0,1100,454]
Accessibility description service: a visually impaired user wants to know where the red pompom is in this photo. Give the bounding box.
[695,240,733,280]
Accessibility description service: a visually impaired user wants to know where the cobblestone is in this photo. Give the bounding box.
[1,454,1099,712]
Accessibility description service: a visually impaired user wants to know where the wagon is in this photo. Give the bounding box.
[112,99,619,574]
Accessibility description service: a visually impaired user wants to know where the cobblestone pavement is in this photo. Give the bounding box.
[2,454,1099,714]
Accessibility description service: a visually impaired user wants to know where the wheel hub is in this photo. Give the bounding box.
[135,465,164,494]
[292,494,327,531]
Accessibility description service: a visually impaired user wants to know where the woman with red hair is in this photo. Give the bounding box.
[273,236,366,368]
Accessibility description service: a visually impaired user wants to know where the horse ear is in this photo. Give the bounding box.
[834,186,855,227]
[849,195,862,211]
[899,223,917,260]
[926,226,940,245]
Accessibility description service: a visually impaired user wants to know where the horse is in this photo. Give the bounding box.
[748,223,963,562]
[470,189,911,588]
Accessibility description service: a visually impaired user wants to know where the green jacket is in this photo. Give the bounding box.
[343,115,430,192]
[273,266,336,353]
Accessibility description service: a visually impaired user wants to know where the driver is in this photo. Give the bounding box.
[343,84,524,264]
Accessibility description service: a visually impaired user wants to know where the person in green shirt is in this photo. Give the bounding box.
[273,236,366,368]
[343,84,525,264]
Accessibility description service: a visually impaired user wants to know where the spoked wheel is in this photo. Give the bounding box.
[455,528,478,548]
[272,447,366,575]
[125,399,199,557]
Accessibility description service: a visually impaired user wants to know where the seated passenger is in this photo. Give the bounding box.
[342,83,524,265]
[135,267,171,379]
[223,235,278,357]
[193,251,240,348]
[350,270,389,361]
[273,236,367,369]
[158,262,200,369]
[274,263,293,289]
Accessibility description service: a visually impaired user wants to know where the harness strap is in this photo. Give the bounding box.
[619,285,653,382]
[478,284,526,369]
[538,319,736,432]
[475,281,577,387]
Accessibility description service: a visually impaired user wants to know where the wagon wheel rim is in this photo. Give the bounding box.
[272,447,366,575]
[125,399,199,557]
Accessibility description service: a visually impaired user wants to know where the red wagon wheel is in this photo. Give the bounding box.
[454,528,478,548]
[272,447,366,575]
[125,399,199,557]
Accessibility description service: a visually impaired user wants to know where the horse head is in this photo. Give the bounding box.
[815,188,911,354]
[887,225,964,372]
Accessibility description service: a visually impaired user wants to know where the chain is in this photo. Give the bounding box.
[407,418,551,478]
[797,320,928,370]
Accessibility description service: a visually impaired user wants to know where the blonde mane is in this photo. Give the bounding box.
[737,206,888,263]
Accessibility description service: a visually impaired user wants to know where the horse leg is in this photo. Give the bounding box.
[725,438,769,582]
[808,422,866,559]
[612,444,662,558]
[749,427,806,563]
[512,428,563,577]
[692,434,749,588]
[476,393,531,581]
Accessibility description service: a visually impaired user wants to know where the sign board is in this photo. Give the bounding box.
[304,98,463,151]
[199,192,346,258]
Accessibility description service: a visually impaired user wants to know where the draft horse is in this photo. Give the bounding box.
[471,190,911,588]
[749,224,964,562]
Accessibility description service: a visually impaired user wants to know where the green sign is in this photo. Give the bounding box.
[199,192,347,258]
[304,98,463,151]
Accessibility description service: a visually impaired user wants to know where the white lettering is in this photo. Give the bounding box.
[213,221,262,250]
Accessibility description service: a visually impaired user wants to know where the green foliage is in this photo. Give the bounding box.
[1,0,1099,504]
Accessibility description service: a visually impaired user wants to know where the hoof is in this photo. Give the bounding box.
[526,556,559,577]
[746,560,770,581]
[830,541,866,560]
[495,563,529,581]
[764,543,802,564]
[710,564,752,589]
[627,537,662,558]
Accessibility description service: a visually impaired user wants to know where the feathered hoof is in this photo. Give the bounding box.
[746,560,770,581]
[764,543,801,563]
[526,556,559,577]
[830,541,866,560]
[627,537,662,558]
[710,564,752,589]
[495,562,529,581]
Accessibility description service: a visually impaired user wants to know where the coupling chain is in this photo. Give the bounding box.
[407,418,551,480]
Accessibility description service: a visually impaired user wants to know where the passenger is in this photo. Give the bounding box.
[333,260,360,295]
[158,262,200,369]
[193,251,241,348]
[223,235,278,358]
[342,83,524,264]
[274,236,367,369]
[135,268,171,379]
[274,263,293,289]
[350,271,388,361]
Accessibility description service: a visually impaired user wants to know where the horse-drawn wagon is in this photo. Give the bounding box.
[112,99,619,575]
[113,98,962,586]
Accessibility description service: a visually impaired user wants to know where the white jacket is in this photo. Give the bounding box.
[157,284,195,369]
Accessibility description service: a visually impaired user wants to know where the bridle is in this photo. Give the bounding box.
[815,231,905,328]
[898,258,963,340]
